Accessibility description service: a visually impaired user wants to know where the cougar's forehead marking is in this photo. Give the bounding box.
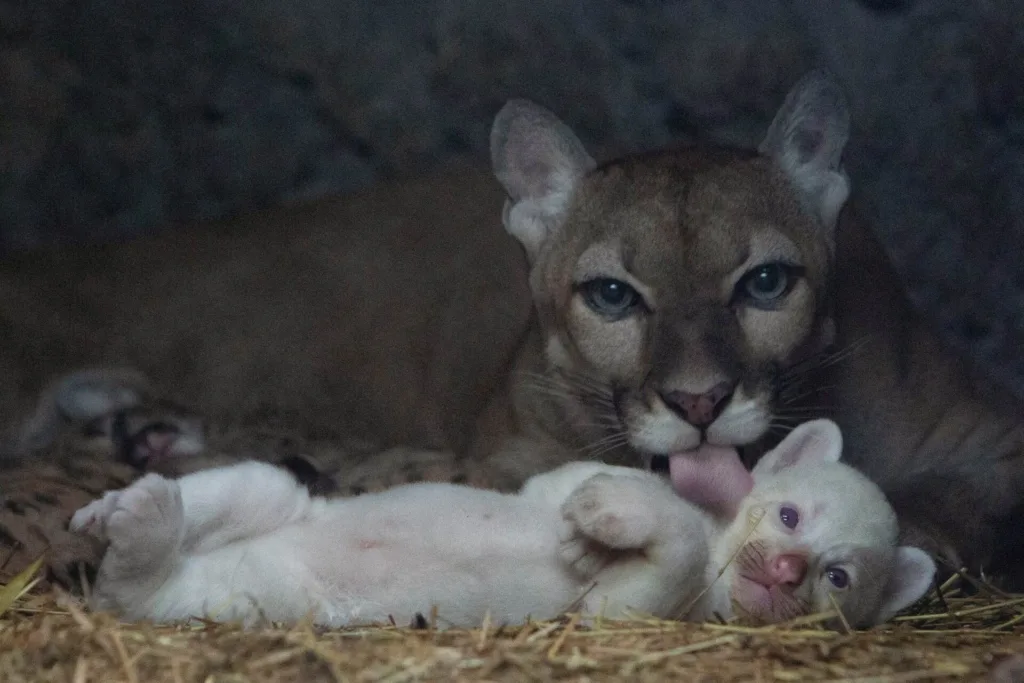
[745,231,801,266]
[573,243,626,281]
[609,190,793,295]
[572,242,659,310]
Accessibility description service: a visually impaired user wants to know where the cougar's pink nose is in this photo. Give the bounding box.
[769,554,808,586]
[661,381,736,428]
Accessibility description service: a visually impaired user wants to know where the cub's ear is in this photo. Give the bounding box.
[490,99,596,261]
[754,418,843,476]
[874,546,936,624]
[759,68,851,234]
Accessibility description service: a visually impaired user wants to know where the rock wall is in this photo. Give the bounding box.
[2,0,1023,395]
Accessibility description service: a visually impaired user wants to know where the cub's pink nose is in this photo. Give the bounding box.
[769,554,807,586]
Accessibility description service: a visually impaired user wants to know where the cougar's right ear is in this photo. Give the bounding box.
[759,68,852,239]
[490,99,595,262]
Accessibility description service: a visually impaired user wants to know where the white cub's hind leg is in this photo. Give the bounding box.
[71,460,315,617]
[71,460,313,555]
[174,460,314,553]
[86,474,186,613]
[71,474,185,574]
[72,461,319,622]
[103,475,184,576]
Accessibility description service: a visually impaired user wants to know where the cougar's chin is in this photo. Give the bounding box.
[619,387,773,456]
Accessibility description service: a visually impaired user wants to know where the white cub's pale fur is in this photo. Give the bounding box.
[692,420,938,628]
[71,419,935,629]
[72,460,710,627]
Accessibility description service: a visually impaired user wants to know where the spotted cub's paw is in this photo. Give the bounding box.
[561,473,663,554]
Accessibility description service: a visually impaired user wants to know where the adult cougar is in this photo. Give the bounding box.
[2,70,1022,584]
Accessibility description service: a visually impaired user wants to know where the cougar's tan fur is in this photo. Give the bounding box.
[2,71,1022,582]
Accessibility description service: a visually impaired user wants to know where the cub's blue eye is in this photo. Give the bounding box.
[826,567,850,589]
[779,505,799,529]
[580,278,642,319]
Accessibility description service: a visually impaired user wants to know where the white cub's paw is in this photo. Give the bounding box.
[106,474,183,551]
[93,473,185,580]
[561,473,663,558]
[86,475,186,610]
[70,489,125,541]
[558,521,612,579]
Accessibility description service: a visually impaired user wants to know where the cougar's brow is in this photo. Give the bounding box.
[573,243,625,282]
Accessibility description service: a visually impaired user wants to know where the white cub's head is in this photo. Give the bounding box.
[702,419,936,628]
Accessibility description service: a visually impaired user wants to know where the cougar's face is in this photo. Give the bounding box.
[493,75,849,461]
[531,152,831,458]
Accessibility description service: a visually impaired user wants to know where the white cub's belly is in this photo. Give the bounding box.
[169,482,584,627]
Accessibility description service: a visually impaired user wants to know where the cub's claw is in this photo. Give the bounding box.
[558,518,611,578]
[69,490,124,541]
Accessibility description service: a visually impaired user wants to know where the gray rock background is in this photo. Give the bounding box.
[2,0,1024,396]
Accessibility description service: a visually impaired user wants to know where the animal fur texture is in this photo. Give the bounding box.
[71,419,933,630]
[3,68,1021,589]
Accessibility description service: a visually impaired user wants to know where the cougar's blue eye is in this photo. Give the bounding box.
[737,262,801,308]
[580,278,642,319]
[779,505,799,529]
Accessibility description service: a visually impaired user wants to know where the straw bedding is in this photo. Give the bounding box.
[2,561,1023,683]
[1,419,1021,681]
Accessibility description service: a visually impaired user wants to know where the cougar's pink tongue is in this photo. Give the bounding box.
[669,445,753,519]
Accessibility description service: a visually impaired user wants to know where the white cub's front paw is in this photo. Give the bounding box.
[101,474,185,576]
[560,473,667,575]
[70,489,125,542]
[558,520,612,579]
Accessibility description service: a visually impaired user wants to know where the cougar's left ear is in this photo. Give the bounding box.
[759,69,852,238]
[490,99,596,262]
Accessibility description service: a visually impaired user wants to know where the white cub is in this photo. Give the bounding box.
[71,419,934,629]
[688,419,937,627]
[71,460,706,627]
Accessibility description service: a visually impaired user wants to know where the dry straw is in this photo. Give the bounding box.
[2,559,1024,682]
